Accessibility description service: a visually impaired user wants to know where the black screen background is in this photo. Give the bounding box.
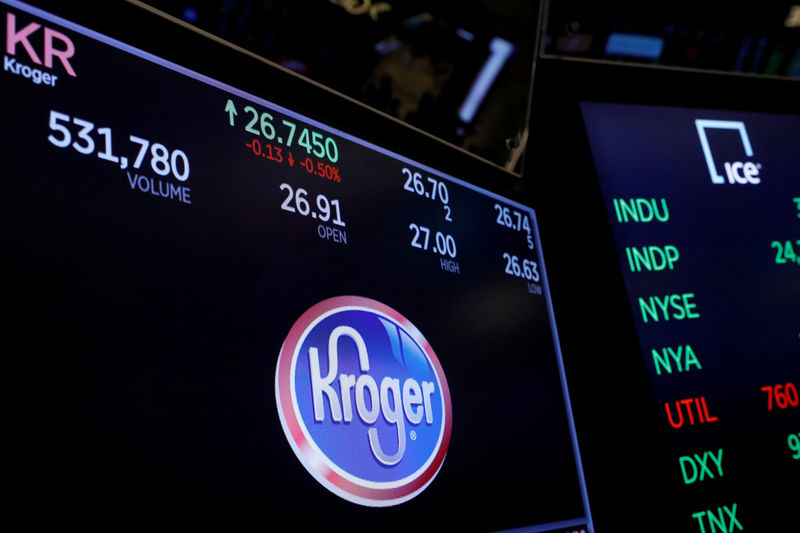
[2,4,588,531]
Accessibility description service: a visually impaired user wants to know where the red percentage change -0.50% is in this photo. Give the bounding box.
[245,139,341,183]
[299,157,340,183]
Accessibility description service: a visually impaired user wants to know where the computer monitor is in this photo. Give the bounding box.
[529,57,800,531]
[2,2,592,531]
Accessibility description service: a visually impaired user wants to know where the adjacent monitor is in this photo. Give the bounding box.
[2,1,592,531]
[580,102,800,529]
[529,57,799,531]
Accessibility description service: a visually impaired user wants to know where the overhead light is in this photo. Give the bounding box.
[605,33,664,60]
[458,37,515,124]
[456,28,475,42]
[785,5,800,27]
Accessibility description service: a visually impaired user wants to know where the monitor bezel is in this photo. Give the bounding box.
[527,56,800,531]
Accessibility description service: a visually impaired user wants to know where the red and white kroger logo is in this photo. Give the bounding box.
[275,296,452,507]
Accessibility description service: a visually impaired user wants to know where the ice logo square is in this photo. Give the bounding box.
[695,119,761,185]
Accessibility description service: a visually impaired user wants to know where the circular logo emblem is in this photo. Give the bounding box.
[275,296,452,507]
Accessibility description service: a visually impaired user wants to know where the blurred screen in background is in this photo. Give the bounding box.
[144,0,539,173]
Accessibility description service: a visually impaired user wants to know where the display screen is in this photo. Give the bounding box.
[2,1,591,530]
[581,102,800,530]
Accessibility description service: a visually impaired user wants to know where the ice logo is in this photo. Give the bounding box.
[695,119,762,185]
[275,296,452,507]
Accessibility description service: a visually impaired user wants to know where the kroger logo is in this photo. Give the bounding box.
[275,296,452,507]
[4,11,76,87]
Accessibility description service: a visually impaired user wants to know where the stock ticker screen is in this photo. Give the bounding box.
[2,1,592,531]
[581,102,800,530]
